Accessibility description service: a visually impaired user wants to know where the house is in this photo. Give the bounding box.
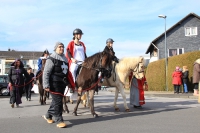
[145,12,200,63]
[0,50,43,75]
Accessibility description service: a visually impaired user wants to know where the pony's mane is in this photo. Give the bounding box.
[116,56,144,72]
[83,52,112,68]
[83,52,102,67]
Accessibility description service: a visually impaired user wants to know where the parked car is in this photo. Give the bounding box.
[0,75,9,96]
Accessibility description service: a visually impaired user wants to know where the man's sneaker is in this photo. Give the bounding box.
[16,104,19,107]
[42,115,54,124]
[57,122,67,128]
[28,98,31,101]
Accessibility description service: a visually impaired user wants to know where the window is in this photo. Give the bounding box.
[185,27,197,36]
[168,48,184,57]
[33,60,37,64]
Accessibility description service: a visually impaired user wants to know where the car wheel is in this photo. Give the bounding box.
[1,88,10,96]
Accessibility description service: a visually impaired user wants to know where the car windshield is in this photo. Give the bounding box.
[0,77,8,83]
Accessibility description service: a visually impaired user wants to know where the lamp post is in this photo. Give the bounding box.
[158,14,168,91]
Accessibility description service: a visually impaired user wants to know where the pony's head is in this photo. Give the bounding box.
[83,51,113,78]
[117,56,145,80]
[100,51,113,78]
[132,56,144,79]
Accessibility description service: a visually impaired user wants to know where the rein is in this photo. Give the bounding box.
[10,72,43,88]
[48,76,102,97]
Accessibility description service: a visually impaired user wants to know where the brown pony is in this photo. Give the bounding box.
[37,59,48,105]
[72,51,113,118]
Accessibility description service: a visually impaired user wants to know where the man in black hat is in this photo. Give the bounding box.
[35,49,49,78]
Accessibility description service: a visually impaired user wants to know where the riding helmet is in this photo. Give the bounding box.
[73,28,83,35]
[106,38,114,44]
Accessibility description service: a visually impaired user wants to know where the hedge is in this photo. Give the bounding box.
[145,51,200,92]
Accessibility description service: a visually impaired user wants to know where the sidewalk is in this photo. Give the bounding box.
[107,87,198,99]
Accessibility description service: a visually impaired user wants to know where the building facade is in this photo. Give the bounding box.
[0,50,43,75]
[146,13,200,63]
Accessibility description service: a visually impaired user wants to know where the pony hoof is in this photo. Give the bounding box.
[93,114,98,118]
[115,108,120,112]
[125,109,130,112]
[72,112,77,116]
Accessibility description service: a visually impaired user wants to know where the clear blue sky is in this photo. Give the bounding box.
[0,0,200,58]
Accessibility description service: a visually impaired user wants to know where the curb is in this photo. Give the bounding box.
[107,89,198,99]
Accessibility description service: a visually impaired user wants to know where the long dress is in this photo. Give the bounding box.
[129,75,146,106]
[8,67,30,105]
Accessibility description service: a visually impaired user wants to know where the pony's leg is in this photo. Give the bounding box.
[86,91,90,107]
[47,91,49,99]
[63,96,69,113]
[43,90,47,105]
[118,86,130,112]
[72,87,82,116]
[81,92,87,107]
[89,89,98,118]
[114,87,120,111]
[38,84,43,105]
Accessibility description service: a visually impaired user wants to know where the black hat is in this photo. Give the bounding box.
[43,49,49,54]
[106,38,114,43]
[73,28,83,35]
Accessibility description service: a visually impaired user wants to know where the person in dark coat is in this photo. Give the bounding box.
[42,42,74,128]
[182,66,189,93]
[35,49,49,78]
[193,59,200,96]
[24,67,35,101]
[103,38,119,63]
[8,59,30,108]
[172,66,182,94]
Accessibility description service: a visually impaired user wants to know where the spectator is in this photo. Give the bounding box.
[35,49,49,78]
[182,66,189,93]
[24,67,35,101]
[8,59,30,108]
[193,59,200,96]
[179,68,183,93]
[172,66,182,94]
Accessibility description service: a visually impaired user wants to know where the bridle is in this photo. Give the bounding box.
[77,53,112,76]
[130,61,144,79]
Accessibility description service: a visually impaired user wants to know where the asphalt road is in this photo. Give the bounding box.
[0,89,200,133]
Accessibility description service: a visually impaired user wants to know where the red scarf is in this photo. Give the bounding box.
[65,41,86,67]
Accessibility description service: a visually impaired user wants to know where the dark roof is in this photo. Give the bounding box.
[0,50,44,59]
[145,12,200,54]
